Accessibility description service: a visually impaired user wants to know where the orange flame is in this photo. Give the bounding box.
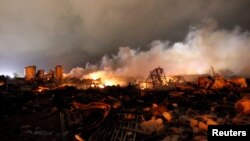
[36,86,49,92]
[86,71,121,87]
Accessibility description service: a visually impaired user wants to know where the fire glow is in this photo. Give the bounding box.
[87,72,120,87]
[35,86,49,92]
[0,81,4,86]
[64,22,250,90]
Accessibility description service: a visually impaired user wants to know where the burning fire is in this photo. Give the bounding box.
[63,70,123,89]
[36,86,49,92]
[87,72,120,87]
[103,80,115,86]
[139,82,147,90]
[98,84,105,88]
[89,72,101,80]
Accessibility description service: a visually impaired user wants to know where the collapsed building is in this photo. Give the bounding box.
[36,69,45,80]
[143,67,188,89]
[62,77,104,89]
[145,67,167,89]
[45,70,55,81]
[197,67,248,90]
[1,66,250,141]
[24,65,64,82]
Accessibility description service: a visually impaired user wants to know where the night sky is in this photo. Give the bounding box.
[0,0,250,76]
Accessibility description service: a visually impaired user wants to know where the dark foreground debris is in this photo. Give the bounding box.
[1,75,250,141]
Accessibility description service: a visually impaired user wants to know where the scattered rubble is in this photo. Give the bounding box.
[140,118,165,134]
[228,77,248,88]
[235,96,250,115]
[1,67,250,141]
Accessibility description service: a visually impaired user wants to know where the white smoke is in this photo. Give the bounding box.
[67,21,250,85]
[1,0,250,75]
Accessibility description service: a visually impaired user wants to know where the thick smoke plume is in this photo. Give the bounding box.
[1,0,250,75]
[67,22,250,85]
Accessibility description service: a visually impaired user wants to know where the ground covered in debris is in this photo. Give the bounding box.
[1,83,250,141]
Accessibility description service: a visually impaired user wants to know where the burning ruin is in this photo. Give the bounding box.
[1,1,250,140]
[1,64,250,141]
[2,23,250,141]
[36,69,45,80]
[145,67,168,88]
[24,65,64,83]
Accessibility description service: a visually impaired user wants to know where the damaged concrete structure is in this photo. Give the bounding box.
[36,69,45,80]
[25,66,36,81]
[1,66,250,141]
[24,65,64,82]
[45,70,55,81]
[55,65,63,82]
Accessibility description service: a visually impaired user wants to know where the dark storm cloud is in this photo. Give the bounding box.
[0,0,249,75]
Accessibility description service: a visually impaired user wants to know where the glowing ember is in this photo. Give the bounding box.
[104,80,115,86]
[139,82,147,89]
[0,81,4,86]
[36,86,49,92]
[98,84,105,88]
[166,76,175,83]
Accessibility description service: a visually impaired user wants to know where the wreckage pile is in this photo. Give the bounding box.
[0,69,250,141]
[58,68,250,141]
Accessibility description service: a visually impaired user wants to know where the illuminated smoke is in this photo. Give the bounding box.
[67,21,250,85]
[1,0,250,75]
